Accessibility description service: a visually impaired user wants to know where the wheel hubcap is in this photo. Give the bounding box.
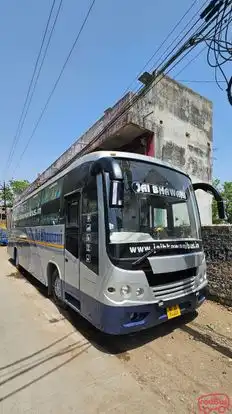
[54,277,62,299]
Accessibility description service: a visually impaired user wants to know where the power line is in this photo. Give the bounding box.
[148,0,208,74]
[202,0,232,94]
[149,18,229,94]
[12,0,96,177]
[16,44,206,201]
[71,48,208,162]
[72,8,232,164]
[5,0,64,177]
[13,0,232,193]
[124,0,211,97]
[177,79,226,82]
[123,0,200,94]
[172,46,207,79]
[137,0,232,98]
[149,3,226,80]
[5,0,58,175]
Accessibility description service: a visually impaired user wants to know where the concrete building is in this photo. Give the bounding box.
[20,75,213,224]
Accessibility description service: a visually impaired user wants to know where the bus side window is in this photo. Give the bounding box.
[82,175,98,222]
[41,179,62,226]
[66,199,79,228]
[65,195,80,258]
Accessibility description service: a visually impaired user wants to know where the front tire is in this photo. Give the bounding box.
[13,248,19,268]
[51,269,66,308]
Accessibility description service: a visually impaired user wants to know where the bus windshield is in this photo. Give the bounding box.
[106,158,201,244]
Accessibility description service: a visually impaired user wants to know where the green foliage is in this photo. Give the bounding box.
[212,178,232,224]
[0,180,30,207]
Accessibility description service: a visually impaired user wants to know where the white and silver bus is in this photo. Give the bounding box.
[7,151,225,334]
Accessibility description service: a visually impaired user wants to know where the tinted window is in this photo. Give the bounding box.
[63,163,90,196]
[28,193,41,226]
[65,194,80,258]
[41,181,61,205]
[67,200,79,227]
[13,192,42,227]
[41,179,62,225]
[15,200,30,227]
[41,199,60,225]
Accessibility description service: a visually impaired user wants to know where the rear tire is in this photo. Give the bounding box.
[51,269,66,308]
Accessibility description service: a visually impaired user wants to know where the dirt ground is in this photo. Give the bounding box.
[0,246,231,413]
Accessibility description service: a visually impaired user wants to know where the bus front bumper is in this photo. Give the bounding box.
[96,289,206,335]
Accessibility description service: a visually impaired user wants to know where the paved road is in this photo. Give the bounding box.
[0,247,231,413]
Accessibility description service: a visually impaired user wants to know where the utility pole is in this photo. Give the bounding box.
[0,181,7,228]
[3,182,7,228]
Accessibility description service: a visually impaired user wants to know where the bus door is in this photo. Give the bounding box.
[64,190,81,307]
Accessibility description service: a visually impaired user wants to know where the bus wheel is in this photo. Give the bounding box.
[14,248,19,268]
[51,269,65,308]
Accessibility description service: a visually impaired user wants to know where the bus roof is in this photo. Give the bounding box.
[14,151,190,206]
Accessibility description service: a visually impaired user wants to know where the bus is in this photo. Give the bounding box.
[7,151,225,334]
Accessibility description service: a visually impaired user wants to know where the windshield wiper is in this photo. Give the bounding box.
[132,248,157,267]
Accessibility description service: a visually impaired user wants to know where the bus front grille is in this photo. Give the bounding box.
[144,266,197,287]
[151,277,195,301]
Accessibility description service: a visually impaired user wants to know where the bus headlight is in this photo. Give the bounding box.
[196,272,207,286]
[136,287,144,297]
[120,285,131,298]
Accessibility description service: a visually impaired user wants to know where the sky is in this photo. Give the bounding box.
[0,0,231,184]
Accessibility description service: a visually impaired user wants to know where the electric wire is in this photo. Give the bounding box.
[123,0,200,94]
[148,2,208,73]
[125,0,210,96]
[76,10,231,163]
[5,0,58,175]
[73,48,208,161]
[6,0,64,170]
[177,79,226,82]
[12,0,96,177]
[12,0,232,188]
[36,6,232,175]
[204,0,232,93]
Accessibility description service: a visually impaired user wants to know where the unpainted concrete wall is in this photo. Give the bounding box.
[202,225,232,306]
[129,76,213,225]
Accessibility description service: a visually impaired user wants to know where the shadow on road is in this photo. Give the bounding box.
[8,261,198,355]
[0,342,90,402]
[181,325,232,359]
[0,332,75,371]
[61,306,198,356]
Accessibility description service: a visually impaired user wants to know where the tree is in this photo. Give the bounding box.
[212,178,222,224]
[0,180,30,207]
[212,178,232,224]
[223,181,232,223]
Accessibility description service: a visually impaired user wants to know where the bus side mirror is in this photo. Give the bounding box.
[192,182,226,220]
[217,201,226,220]
[109,180,124,208]
[90,157,124,208]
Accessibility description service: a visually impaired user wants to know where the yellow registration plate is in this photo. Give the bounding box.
[166,304,181,319]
